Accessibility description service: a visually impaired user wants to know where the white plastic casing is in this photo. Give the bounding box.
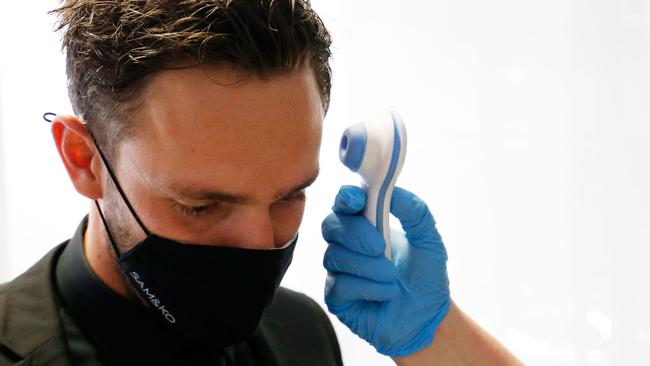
[339,111,407,259]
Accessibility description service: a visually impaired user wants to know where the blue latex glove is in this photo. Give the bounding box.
[321,185,451,357]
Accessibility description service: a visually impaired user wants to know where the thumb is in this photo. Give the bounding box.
[333,185,366,215]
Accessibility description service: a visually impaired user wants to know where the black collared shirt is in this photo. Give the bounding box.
[54,217,247,365]
[1,218,343,366]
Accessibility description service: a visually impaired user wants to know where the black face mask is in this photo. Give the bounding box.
[90,136,297,348]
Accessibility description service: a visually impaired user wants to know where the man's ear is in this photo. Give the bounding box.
[51,115,103,200]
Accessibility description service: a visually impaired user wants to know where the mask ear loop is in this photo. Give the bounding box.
[94,200,123,258]
[42,112,152,257]
[87,130,152,238]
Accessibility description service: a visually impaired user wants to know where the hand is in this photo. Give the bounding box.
[321,185,451,357]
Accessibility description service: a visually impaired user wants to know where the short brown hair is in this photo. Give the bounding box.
[49,0,332,159]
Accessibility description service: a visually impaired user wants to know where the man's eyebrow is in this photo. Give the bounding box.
[278,168,320,199]
[170,168,320,204]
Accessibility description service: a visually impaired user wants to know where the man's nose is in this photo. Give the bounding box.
[224,208,276,250]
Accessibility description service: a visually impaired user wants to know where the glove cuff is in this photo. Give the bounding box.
[378,298,452,357]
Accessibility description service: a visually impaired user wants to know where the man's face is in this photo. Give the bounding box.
[103,64,323,251]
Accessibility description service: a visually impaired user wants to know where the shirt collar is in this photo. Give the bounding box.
[54,216,227,365]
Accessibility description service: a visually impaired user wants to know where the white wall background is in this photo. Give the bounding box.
[0,44,5,282]
[1,1,650,365]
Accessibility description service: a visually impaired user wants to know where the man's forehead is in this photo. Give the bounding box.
[115,63,324,206]
[133,65,323,149]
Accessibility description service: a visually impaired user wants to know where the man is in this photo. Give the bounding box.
[0,1,522,365]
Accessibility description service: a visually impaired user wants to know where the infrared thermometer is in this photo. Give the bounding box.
[339,111,407,259]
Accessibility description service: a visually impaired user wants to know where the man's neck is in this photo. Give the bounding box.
[83,207,132,300]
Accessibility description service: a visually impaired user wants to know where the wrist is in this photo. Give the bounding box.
[393,300,524,366]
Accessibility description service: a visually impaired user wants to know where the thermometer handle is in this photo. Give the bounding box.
[339,111,407,260]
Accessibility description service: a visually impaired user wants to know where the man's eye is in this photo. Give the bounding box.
[173,201,217,217]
